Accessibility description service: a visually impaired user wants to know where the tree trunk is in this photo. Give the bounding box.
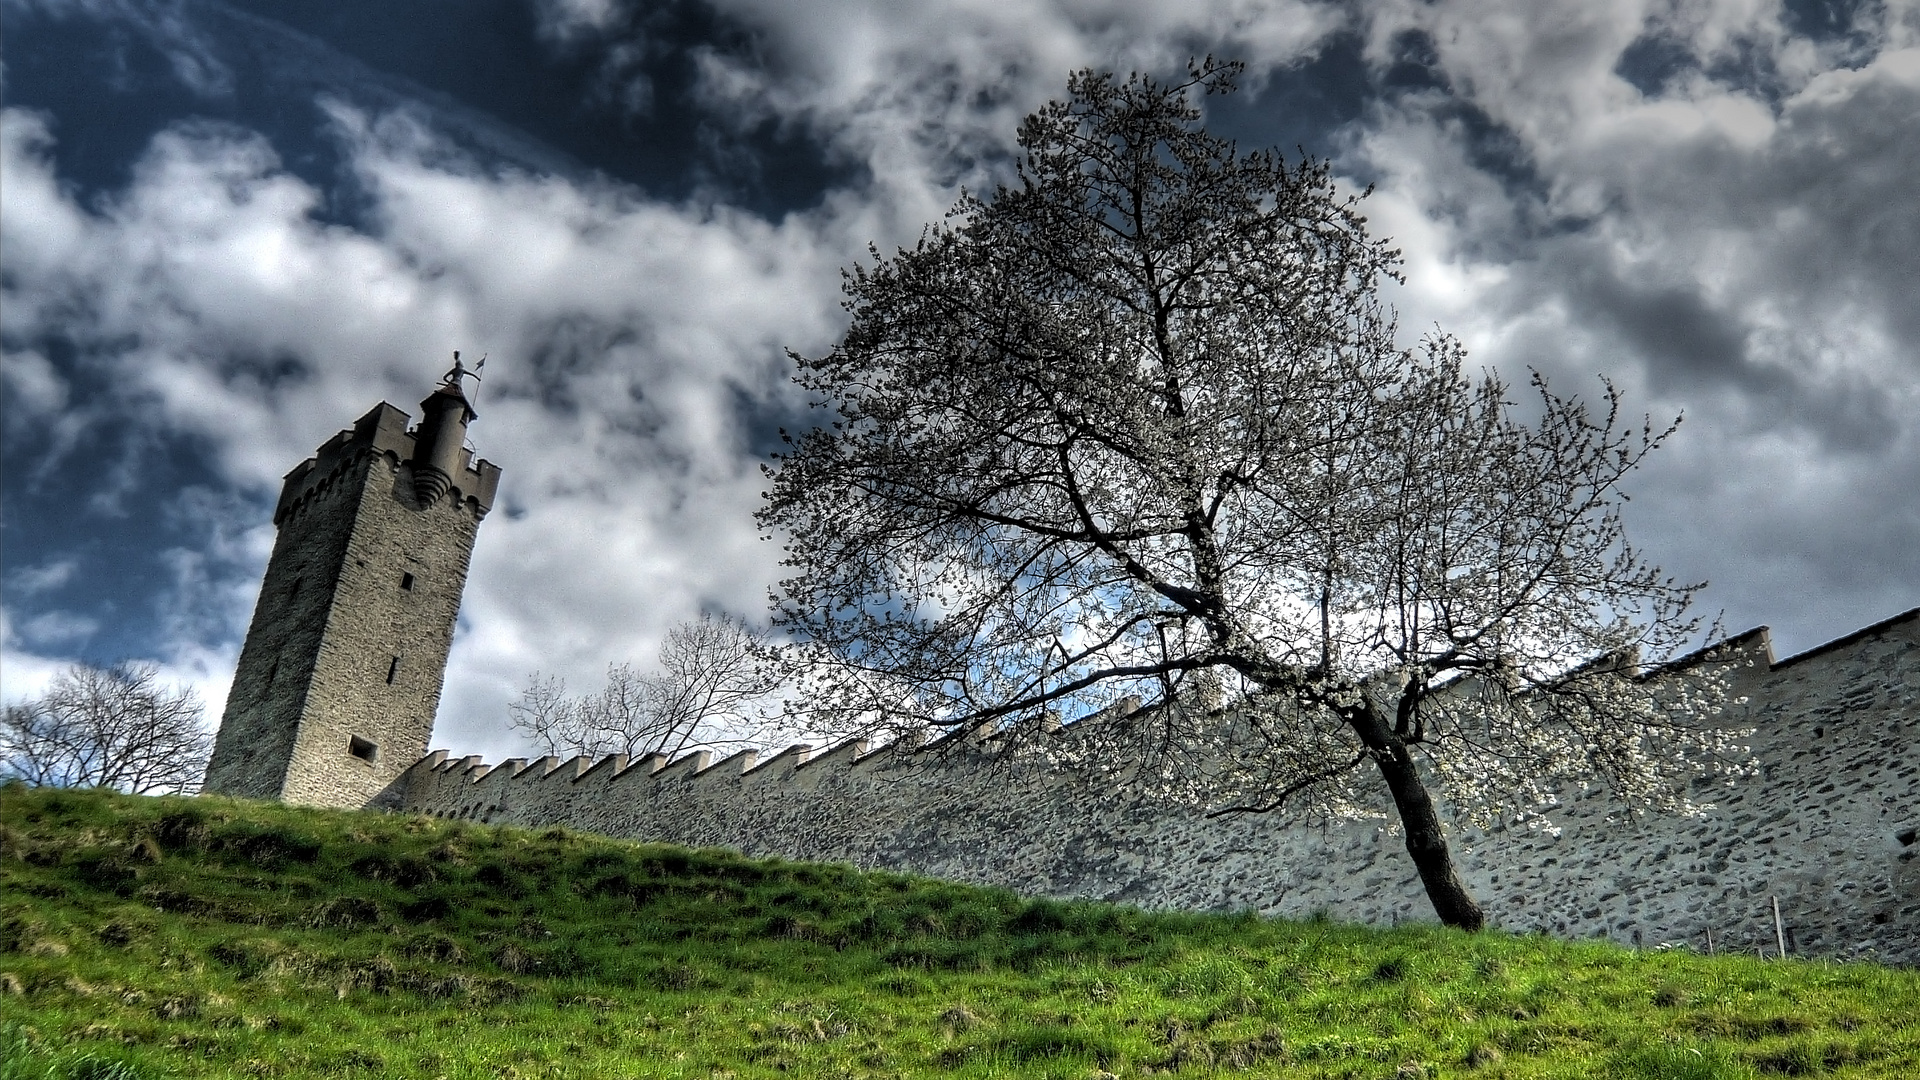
[1349,709,1487,931]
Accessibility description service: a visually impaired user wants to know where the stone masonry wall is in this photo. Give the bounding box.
[401,610,1920,964]
[203,411,398,800]
[203,479,354,799]
[282,450,480,809]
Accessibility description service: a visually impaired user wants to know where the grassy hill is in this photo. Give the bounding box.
[2,785,1916,1079]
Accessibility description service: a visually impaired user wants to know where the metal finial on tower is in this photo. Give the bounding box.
[414,354,484,508]
[441,350,485,393]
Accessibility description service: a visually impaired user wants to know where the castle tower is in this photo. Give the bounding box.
[202,361,502,808]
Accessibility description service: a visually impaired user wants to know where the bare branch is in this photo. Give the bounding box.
[1,662,211,794]
[508,614,784,759]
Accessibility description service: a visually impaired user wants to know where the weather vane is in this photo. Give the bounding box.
[442,350,487,391]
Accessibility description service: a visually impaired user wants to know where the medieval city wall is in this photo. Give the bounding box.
[401,610,1920,964]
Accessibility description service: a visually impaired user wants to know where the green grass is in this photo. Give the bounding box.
[2,784,1916,1078]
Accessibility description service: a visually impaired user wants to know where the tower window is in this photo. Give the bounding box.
[400,572,415,591]
[348,735,378,763]
[386,656,401,684]
[289,576,303,598]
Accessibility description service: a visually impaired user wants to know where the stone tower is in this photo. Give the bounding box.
[203,362,501,808]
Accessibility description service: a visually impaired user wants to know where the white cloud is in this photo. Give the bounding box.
[0,610,72,705]
[16,611,99,646]
[0,348,70,420]
[4,558,78,596]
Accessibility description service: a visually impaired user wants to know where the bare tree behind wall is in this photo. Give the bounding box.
[1,662,212,795]
[757,59,1745,931]
[509,613,783,760]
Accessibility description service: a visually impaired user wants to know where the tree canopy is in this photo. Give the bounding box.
[759,59,1737,929]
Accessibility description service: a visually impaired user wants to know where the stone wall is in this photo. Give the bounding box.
[400,609,1920,963]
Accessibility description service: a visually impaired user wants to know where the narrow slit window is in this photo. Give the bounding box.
[348,735,378,763]
[289,576,302,598]
[400,572,415,591]
[265,659,279,689]
[386,655,401,684]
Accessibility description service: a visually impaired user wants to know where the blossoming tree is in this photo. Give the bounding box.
[759,59,1737,930]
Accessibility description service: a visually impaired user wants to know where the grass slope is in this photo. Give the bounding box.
[2,785,1916,1079]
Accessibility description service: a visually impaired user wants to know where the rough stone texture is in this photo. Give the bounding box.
[204,399,499,809]
[401,611,1919,964]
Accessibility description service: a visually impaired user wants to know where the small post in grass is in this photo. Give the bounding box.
[1771,896,1788,960]
[1705,926,1714,956]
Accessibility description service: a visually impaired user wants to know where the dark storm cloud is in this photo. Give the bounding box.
[3,0,851,219]
[1551,257,1897,454]
[1347,0,1920,652]
[223,0,856,213]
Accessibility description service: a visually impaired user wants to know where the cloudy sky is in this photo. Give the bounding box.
[4,0,1916,760]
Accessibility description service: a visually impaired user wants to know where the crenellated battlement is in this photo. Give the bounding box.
[399,608,1919,964]
[273,401,501,527]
